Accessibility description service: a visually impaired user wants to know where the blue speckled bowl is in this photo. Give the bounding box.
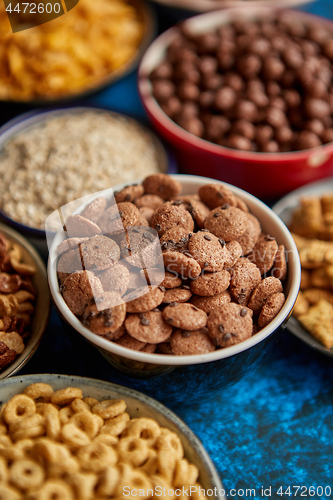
[0,373,226,499]
[48,175,301,405]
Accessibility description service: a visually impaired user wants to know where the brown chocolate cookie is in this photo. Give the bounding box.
[190,291,231,313]
[115,333,147,351]
[204,206,247,241]
[160,271,182,289]
[163,251,201,279]
[125,310,172,343]
[198,184,237,209]
[163,287,192,304]
[98,202,140,234]
[235,213,261,255]
[150,202,194,237]
[207,303,253,348]
[247,277,283,315]
[170,328,215,355]
[57,237,89,255]
[61,270,103,316]
[188,231,229,271]
[120,227,161,269]
[224,241,243,269]
[103,324,126,342]
[134,194,164,209]
[66,215,102,238]
[125,286,164,313]
[162,303,207,330]
[139,207,154,224]
[188,200,210,229]
[114,184,144,204]
[229,260,262,305]
[190,270,230,297]
[160,227,190,252]
[81,197,108,223]
[258,292,286,328]
[100,263,130,296]
[82,292,126,335]
[272,245,287,281]
[235,197,249,213]
[143,173,181,200]
[81,235,120,271]
[249,234,279,275]
[57,248,82,277]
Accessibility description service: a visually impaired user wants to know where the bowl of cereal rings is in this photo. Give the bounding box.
[0,223,50,380]
[138,7,333,199]
[0,373,225,499]
[47,173,300,404]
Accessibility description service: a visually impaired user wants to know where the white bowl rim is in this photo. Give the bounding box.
[48,174,301,366]
[138,7,333,162]
[0,373,225,498]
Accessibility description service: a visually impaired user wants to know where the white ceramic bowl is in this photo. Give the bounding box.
[0,223,50,379]
[47,175,300,402]
[0,373,225,499]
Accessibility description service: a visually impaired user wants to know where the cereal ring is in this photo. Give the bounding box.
[150,203,194,237]
[143,174,181,200]
[11,415,45,442]
[61,271,103,317]
[229,260,262,305]
[58,406,74,425]
[33,479,74,500]
[94,434,118,447]
[126,418,161,446]
[23,384,54,402]
[37,405,60,441]
[190,270,230,297]
[207,303,253,348]
[9,459,45,490]
[204,205,247,241]
[77,442,117,471]
[163,303,207,331]
[139,206,154,223]
[174,458,199,488]
[272,245,287,281]
[163,287,192,304]
[248,277,283,315]
[71,412,103,439]
[66,214,102,238]
[100,412,130,437]
[126,287,165,313]
[258,292,286,328]
[156,430,183,482]
[3,395,36,425]
[125,310,172,343]
[249,234,278,275]
[67,472,98,500]
[160,271,182,289]
[118,436,149,467]
[80,235,120,271]
[81,397,99,409]
[190,291,231,313]
[100,263,130,296]
[0,457,8,483]
[198,183,237,209]
[0,484,21,500]
[96,466,120,497]
[115,463,152,496]
[60,423,90,448]
[51,387,83,407]
[92,399,126,420]
[80,196,108,223]
[82,292,126,335]
[188,231,229,271]
[70,399,91,413]
[170,328,215,355]
[115,184,144,204]
[163,251,201,279]
[139,450,158,475]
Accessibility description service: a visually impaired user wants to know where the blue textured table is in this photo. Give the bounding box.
[3,0,333,498]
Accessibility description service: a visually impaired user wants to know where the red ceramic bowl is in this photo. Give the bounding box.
[138,7,333,199]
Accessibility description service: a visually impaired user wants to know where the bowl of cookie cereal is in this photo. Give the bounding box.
[0,223,50,380]
[47,173,300,403]
[0,373,225,499]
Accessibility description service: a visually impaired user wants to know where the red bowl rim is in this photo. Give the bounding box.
[138,6,333,162]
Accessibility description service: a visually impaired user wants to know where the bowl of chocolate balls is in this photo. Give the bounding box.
[138,7,333,199]
[48,173,300,405]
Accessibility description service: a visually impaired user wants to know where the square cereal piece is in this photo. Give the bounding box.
[293,291,309,318]
[303,288,333,306]
[298,299,333,348]
[289,197,323,239]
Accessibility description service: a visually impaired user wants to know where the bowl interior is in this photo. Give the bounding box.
[0,373,225,498]
[0,223,50,379]
[48,174,301,367]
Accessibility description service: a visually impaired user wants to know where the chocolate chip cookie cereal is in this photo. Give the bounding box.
[0,382,207,499]
[58,174,288,356]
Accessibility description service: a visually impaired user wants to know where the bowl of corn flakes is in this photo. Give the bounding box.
[0,373,225,499]
[0,0,155,103]
[0,222,50,379]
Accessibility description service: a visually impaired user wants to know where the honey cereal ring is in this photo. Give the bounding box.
[94,434,118,447]
[32,479,74,500]
[60,423,90,448]
[77,442,117,472]
[100,412,130,437]
[37,405,60,441]
[96,466,120,497]
[0,484,21,500]
[3,395,36,425]
[125,310,172,344]
[23,384,54,402]
[115,463,152,497]
[71,412,103,439]
[9,459,45,490]
[126,418,161,446]
[0,457,8,483]
[174,458,199,488]
[13,438,35,457]
[67,472,98,500]
[198,183,237,209]
[10,414,45,439]
[51,387,83,407]
[81,397,99,409]
[143,174,181,201]
[92,399,126,420]
[58,406,75,425]
[117,436,149,467]
[30,438,62,464]
[156,430,183,483]
[70,399,91,413]
[139,449,158,475]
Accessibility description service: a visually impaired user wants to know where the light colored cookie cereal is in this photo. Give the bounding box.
[0,383,207,499]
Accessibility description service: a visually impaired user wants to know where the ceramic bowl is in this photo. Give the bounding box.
[0,223,50,379]
[0,373,226,499]
[138,8,333,199]
[47,174,301,404]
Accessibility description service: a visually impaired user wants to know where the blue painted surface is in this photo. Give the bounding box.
[3,0,333,497]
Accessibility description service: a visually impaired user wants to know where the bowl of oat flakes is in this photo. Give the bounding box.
[47,173,301,404]
[0,107,169,257]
